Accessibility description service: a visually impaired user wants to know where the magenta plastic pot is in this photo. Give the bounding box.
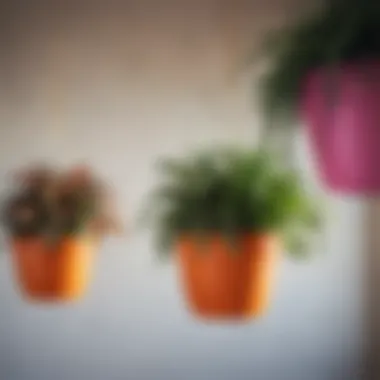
[301,61,380,195]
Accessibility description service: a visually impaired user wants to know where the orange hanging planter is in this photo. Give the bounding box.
[177,234,279,319]
[11,237,95,301]
[143,147,323,321]
[2,164,122,302]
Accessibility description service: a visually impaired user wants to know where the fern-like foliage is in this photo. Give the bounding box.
[142,147,323,260]
[259,0,380,127]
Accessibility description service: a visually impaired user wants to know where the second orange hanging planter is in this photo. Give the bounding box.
[2,164,122,302]
[177,234,280,320]
[11,237,95,301]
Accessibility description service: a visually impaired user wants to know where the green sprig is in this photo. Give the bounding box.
[258,0,380,128]
[141,147,323,260]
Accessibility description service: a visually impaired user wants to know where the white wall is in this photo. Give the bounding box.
[0,1,365,379]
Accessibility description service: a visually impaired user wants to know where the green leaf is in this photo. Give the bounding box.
[141,147,323,259]
[256,0,380,128]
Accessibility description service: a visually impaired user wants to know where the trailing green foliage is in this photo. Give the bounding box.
[142,147,323,259]
[259,0,380,126]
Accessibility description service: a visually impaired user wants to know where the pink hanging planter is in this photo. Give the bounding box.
[301,60,380,195]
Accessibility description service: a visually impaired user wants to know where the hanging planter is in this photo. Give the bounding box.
[177,234,279,318]
[301,61,380,193]
[2,165,122,302]
[11,236,94,300]
[142,147,322,320]
[258,0,380,194]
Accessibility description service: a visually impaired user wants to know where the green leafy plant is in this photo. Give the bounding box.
[1,165,122,240]
[258,0,380,126]
[142,147,323,260]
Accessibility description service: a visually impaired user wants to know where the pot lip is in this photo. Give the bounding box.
[9,234,94,244]
[9,235,45,243]
[176,232,278,242]
[305,58,380,80]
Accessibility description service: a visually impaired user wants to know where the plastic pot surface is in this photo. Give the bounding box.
[302,60,380,195]
[11,237,95,302]
[176,234,280,321]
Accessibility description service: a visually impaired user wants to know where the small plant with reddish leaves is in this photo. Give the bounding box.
[1,164,122,241]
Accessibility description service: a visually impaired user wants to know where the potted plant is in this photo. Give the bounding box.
[1,165,122,301]
[258,0,380,194]
[142,147,322,320]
